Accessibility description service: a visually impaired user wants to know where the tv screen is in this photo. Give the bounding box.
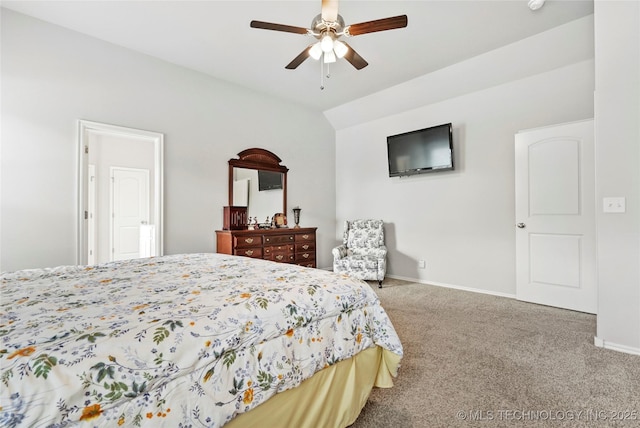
[258,170,283,191]
[387,123,454,177]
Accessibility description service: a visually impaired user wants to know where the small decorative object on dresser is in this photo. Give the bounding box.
[223,206,248,230]
[274,213,287,228]
[292,206,301,228]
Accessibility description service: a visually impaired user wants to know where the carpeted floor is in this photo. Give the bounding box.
[351,279,640,427]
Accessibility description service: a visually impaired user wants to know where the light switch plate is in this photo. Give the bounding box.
[603,197,626,213]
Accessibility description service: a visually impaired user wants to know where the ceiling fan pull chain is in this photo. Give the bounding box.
[326,62,331,79]
[320,57,325,90]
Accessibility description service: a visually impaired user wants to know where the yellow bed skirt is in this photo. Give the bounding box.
[226,346,402,428]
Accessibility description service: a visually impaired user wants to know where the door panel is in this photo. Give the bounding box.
[529,140,580,215]
[515,120,596,313]
[529,233,581,288]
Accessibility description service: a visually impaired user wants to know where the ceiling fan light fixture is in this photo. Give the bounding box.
[323,50,336,63]
[333,40,348,58]
[309,42,323,60]
[320,34,334,52]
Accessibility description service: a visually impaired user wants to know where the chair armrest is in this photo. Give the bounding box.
[332,245,348,259]
[367,245,387,259]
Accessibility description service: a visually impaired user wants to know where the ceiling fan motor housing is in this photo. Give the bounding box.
[310,13,345,39]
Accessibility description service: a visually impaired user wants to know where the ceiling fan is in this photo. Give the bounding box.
[250,0,407,74]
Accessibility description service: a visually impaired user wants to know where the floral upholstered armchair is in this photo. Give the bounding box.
[332,219,387,288]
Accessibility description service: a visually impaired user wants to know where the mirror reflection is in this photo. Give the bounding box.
[233,168,283,222]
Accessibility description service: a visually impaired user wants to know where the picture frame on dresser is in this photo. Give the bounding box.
[274,213,287,228]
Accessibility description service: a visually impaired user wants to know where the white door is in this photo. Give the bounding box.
[111,167,149,261]
[515,120,596,314]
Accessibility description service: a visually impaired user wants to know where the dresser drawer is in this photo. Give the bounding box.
[295,242,315,252]
[264,234,295,245]
[295,251,315,263]
[234,247,263,258]
[264,245,295,263]
[295,232,315,243]
[264,244,294,256]
[234,235,261,248]
[297,259,316,268]
[268,253,295,263]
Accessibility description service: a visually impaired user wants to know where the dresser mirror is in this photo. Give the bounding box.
[228,148,288,225]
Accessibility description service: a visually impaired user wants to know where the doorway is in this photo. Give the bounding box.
[78,120,163,265]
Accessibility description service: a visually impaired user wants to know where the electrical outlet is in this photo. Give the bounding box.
[418,260,426,269]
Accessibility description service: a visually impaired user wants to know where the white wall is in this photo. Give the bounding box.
[0,9,336,271]
[332,17,595,296]
[594,1,640,352]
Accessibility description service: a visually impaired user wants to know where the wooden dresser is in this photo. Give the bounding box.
[216,227,317,268]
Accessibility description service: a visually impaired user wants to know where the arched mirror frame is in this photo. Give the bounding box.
[229,148,288,217]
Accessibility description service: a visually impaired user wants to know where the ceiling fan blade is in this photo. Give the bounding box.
[342,42,368,70]
[250,20,308,35]
[285,46,312,70]
[321,0,339,22]
[346,15,408,36]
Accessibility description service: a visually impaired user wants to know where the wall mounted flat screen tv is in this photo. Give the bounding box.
[387,123,454,177]
[258,170,283,191]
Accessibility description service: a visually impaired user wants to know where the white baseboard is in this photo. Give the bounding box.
[385,274,516,299]
[593,336,640,356]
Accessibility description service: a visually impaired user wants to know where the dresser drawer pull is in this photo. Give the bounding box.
[302,244,309,250]
[245,250,254,256]
[244,238,254,244]
[265,237,271,243]
[302,253,309,258]
[302,234,310,239]
[276,255,284,260]
[289,236,294,240]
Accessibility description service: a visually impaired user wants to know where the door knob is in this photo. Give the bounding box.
[517,223,526,228]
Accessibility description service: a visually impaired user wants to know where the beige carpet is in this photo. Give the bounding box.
[351,279,640,427]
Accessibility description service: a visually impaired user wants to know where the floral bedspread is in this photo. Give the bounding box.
[0,253,403,427]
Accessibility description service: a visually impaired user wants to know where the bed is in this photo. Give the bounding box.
[0,253,403,427]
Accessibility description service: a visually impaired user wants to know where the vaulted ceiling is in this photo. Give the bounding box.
[2,1,594,111]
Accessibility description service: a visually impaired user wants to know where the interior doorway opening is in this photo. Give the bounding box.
[78,120,163,265]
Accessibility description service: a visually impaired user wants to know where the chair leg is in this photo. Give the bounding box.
[378,280,382,288]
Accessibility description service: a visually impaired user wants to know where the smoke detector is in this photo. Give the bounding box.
[528,0,545,10]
